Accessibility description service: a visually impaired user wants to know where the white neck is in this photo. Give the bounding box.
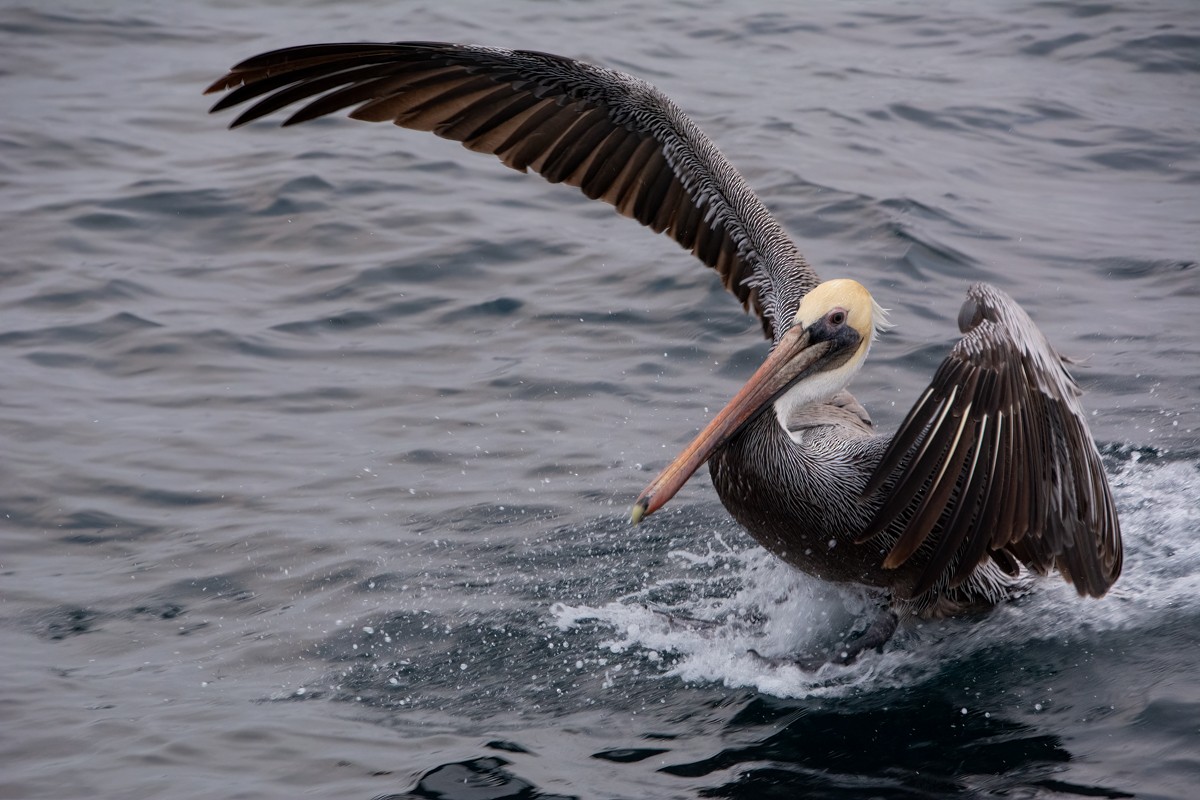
[771,347,867,432]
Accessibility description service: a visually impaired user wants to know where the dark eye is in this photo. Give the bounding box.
[829,310,847,326]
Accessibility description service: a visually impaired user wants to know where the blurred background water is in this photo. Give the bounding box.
[2,1,1197,798]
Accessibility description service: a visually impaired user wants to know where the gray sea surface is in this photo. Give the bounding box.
[3,1,1198,798]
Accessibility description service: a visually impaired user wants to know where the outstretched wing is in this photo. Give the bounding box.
[206,42,818,341]
[858,283,1122,598]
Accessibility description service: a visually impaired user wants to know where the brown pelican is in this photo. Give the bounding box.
[207,43,1122,663]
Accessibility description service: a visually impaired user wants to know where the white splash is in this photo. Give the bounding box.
[552,455,1199,698]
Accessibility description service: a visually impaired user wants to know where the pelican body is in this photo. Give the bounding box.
[207,43,1122,650]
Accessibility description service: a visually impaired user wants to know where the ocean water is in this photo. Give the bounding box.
[2,1,1198,798]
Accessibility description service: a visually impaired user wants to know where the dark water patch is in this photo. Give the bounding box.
[879,196,998,239]
[0,493,57,534]
[189,328,357,362]
[273,297,451,335]
[592,747,671,763]
[24,351,93,369]
[151,574,259,607]
[886,103,967,133]
[1095,33,1200,74]
[1,6,190,43]
[273,261,380,303]
[257,194,328,218]
[851,11,925,26]
[666,704,1072,796]
[54,508,162,543]
[372,755,578,800]
[33,606,103,640]
[1020,32,1091,58]
[117,483,229,510]
[18,277,155,310]
[740,13,824,39]
[272,309,385,335]
[627,358,675,378]
[276,173,336,196]
[293,218,370,248]
[104,338,191,365]
[1093,257,1196,297]
[29,595,202,643]
[1129,699,1200,787]
[889,227,992,284]
[69,211,142,232]
[105,185,241,220]
[400,447,470,467]
[1088,146,1190,173]
[612,269,691,296]
[949,105,1041,134]
[804,193,883,240]
[1036,2,1118,20]
[128,602,186,621]
[838,63,959,85]
[105,572,269,633]
[438,296,525,323]
[0,311,160,348]
[1023,100,1085,122]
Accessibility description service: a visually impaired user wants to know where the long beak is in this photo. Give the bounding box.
[631,325,830,524]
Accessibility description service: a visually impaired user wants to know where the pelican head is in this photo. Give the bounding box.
[793,278,885,345]
[771,278,886,423]
[631,278,886,524]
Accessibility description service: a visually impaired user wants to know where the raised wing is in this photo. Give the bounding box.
[858,283,1122,598]
[206,42,819,341]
